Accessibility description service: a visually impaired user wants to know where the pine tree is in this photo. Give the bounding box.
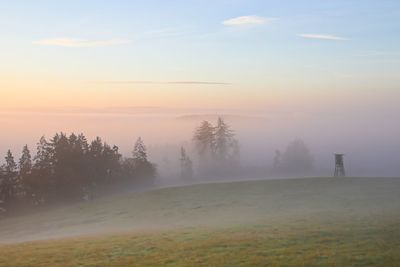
[130,137,156,184]
[19,145,32,176]
[133,137,147,162]
[214,117,234,163]
[88,136,105,184]
[0,165,6,213]
[17,145,32,200]
[77,133,89,154]
[0,150,19,209]
[193,121,215,172]
[5,150,17,174]
[29,136,54,203]
[34,136,53,170]
[103,143,122,182]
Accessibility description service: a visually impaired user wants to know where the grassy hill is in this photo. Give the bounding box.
[0,177,399,266]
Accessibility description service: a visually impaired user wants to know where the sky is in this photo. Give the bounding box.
[1,1,400,177]
[1,0,399,111]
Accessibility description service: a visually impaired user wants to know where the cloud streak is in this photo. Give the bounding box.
[297,34,348,41]
[33,38,131,47]
[93,81,232,85]
[223,16,275,26]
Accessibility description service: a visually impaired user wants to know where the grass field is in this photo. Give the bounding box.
[0,177,399,266]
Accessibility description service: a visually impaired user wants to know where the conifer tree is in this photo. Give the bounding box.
[133,137,148,162]
[130,137,156,184]
[19,145,32,176]
[0,150,19,209]
[5,150,17,174]
[193,121,215,172]
[214,117,234,163]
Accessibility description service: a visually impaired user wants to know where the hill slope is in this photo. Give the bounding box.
[0,177,400,266]
[0,177,399,244]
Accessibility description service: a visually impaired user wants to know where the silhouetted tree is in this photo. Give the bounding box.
[19,145,32,176]
[27,136,54,203]
[193,121,215,173]
[214,117,240,171]
[0,166,6,213]
[281,139,313,176]
[120,137,156,186]
[193,118,240,176]
[130,137,156,185]
[0,150,19,210]
[5,150,17,174]
[215,117,234,163]
[102,143,122,183]
[18,145,32,201]
[133,137,147,162]
[88,136,105,185]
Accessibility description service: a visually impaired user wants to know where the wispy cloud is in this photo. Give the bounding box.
[223,16,275,26]
[297,34,348,41]
[355,50,400,57]
[32,38,131,47]
[93,81,232,85]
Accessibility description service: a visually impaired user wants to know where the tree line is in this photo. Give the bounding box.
[1,117,315,216]
[0,133,156,215]
[181,117,313,179]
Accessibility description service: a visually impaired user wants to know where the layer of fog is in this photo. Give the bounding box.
[1,177,399,244]
[0,108,399,185]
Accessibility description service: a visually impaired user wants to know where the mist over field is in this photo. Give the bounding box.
[1,106,399,180]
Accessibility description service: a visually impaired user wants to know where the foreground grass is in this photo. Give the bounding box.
[0,217,399,267]
[1,178,399,266]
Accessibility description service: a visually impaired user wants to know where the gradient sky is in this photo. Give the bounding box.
[1,0,400,110]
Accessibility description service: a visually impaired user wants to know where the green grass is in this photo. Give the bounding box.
[0,177,399,266]
[0,218,399,267]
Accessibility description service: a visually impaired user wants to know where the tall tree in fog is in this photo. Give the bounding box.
[34,136,53,171]
[5,150,17,174]
[18,145,32,200]
[180,147,193,180]
[88,136,105,184]
[193,118,240,176]
[193,121,215,171]
[281,139,313,176]
[214,117,233,163]
[0,150,19,209]
[133,137,148,162]
[102,143,122,182]
[130,137,156,184]
[0,167,5,213]
[19,145,32,176]
[29,136,54,203]
[214,117,240,170]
